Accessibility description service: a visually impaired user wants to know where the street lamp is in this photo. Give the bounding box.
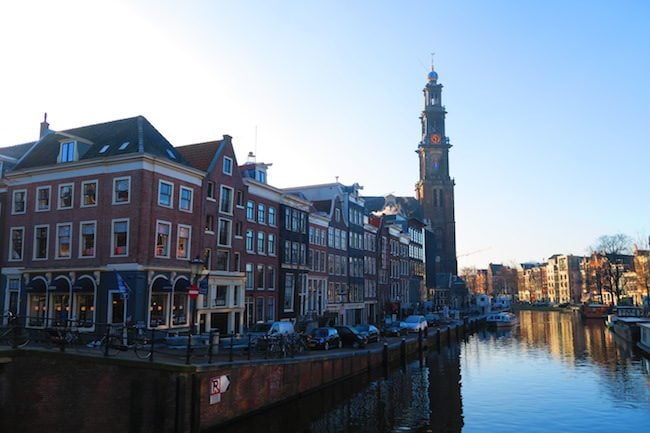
[189,255,205,335]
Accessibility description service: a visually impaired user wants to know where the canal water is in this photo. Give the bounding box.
[217,311,650,433]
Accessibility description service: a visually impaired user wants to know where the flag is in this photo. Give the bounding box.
[115,271,131,294]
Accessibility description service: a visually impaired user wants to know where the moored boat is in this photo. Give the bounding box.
[486,312,519,328]
[637,323,650,356]
[611,317,650,343]
[581,304,610,320]
[605,305,644,328]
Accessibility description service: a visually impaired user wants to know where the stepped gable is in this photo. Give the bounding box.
[13,115,189,170]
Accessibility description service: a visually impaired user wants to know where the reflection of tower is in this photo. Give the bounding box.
[415,64,458,275]
[427,346,464,432]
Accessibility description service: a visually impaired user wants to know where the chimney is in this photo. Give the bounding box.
[246,151,256,164]
[39,113,49,139]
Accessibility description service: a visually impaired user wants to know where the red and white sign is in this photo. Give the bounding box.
[189,284,199,299]
[210,375,230,404]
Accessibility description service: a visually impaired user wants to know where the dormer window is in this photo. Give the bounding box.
[59,141,76,163]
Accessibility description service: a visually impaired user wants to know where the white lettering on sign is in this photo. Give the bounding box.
[209,375,231,405]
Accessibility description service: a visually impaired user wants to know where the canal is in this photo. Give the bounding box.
[215,310,650,433]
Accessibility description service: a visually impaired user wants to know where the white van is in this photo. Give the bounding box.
[248,321,295,344]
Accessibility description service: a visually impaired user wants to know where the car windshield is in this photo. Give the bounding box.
[405,316,420,323]
[252,324,271,333]
[354,325,368,332]
[311,329,328,338]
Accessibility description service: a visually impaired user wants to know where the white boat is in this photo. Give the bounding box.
[611,316,650,343]
[637,323,650,356]
[486,312,519,328]
[606,305,645,327]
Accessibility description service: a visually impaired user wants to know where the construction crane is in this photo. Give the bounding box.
[457,247,491,259]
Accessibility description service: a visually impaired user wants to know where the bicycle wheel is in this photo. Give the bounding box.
[103,336,122,356]
[134,339,152,359]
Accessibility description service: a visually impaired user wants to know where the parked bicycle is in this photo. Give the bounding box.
[0,312,30,348]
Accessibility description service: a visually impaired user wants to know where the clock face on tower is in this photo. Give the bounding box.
[430,133,441,144]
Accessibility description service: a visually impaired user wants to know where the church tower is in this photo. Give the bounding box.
[415,65,458,275]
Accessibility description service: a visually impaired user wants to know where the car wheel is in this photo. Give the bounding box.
[324,342,329,351]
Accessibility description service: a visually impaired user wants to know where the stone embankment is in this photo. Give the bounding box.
[0,317,484,433]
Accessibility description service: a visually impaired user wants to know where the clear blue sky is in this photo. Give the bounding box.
[1,0,649,269]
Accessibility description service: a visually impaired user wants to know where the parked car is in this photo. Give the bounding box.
[247,321,295,348]
[381,321,408,337]
[334,326,368,348]
[402,315,428,333]
[306,327,341,350]
[353,324,380,343]
[424,313,442,327]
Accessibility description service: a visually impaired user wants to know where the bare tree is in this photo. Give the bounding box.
[591,234,632,255]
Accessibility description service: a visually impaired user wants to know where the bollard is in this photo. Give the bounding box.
[149,328,155,363]
[185,332,192,365]
[247,335,252,361]
[104,324,111,357]
[208,330,214,364]
[447,326,451,346]
[400,338,406,365]
[229,334,234,363]
[436,328,441,350]
[382,343,389,374]
[418,329,423,355]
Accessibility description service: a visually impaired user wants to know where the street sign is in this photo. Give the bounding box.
[199,278,208,295]
[189,284,199,299]
[210,375,230,404]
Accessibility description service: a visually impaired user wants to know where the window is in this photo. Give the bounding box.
[172,293,188,325]
[236,190,244,207]
[246,201,255,220]
[36,186,50,211]
[9,227,24,261]
[28,293,47,327]
[112,219,129,256]
[215,250,229,271]
[217,219,232,246]
[256,170,266,184]
[215,286,227,306]
[256,297,264,322]
[80,221,96,257]
[219,186,233,214]
[245,264,254,289]
[205,215,214,232]
[268,207,276,226]
[81,181,97,207]
[284,275,294,312]
[58,184,73,209]
[266,298,275,321]
[177,225,191,259]
[33,225,49,259]
[60,141,76,162]
[155,221,172,257]
[335,208,341,222]
[113,177,131,204]
[56,223,72,259]
[257,204,266,224]
[234,252,241,272]
[109,292,126,325]
[268,234,276,256]
[257,232,265,254]
[12,190,26,214]
[149,292,169,327]
[179,187,193,211]
[246,230,254,252]
[207,181,216,199]
[223,156,233,175]
[234,221,243,237]
[158,181,173,207]
[257,265,265,289]
[267,267,275,290]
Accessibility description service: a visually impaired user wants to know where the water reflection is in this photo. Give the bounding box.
[217,312,650,433]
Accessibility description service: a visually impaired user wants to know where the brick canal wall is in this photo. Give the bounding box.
[0,321,479,433]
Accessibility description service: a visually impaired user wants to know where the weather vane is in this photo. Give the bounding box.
[430,52,435,69]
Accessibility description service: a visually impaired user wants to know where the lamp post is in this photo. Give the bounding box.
[189,256,204,335]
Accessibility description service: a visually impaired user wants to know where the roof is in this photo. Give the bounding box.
[176,140,222,171]
[12,116,190,171]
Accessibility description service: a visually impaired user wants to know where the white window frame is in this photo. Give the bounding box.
[55,222,73,259]
[80,180,98,207]
[59,141,76,162]
[57,183,74,210]
[35,186,51,212]
[179,186,193,212]
[176,224,192,260]
[223,156,233,175]
[113,176,131,204]
[155,220,172,258]
[33,224,49,260]
[217,218,232,247]
[111,218,130,257]
[12,189,26,214]
[79,220,97,258]
[268,206,276,226]
[158,180,174,208]
[219,185,234,215]
[8,227,24,261]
